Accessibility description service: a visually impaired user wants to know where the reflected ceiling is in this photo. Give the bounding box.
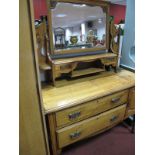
[52,3,106,28]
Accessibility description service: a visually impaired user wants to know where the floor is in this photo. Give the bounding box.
[62,124,135,155]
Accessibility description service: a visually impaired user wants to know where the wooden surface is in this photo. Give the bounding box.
[71,67,105,77]
[35,20,52,71]
[30,0,51,153]
[39,63,51,70]
[125,87,135,118]
[42,69,135,114]
[128,87,135,109]
[110,19,120,55]
[51,53,117,85]
[53,47,107,55]
[48,70,115,87]
[55,90,128,128]
[125,109,135,119]
[52,53,117,65]
[19,0,47,154]
[56,0,110,7]
[56,104,126,148]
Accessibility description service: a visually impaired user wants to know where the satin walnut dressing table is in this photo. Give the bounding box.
[42,70,135,155]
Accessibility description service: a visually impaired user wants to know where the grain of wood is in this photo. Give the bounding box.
[42,69,135,114]
[56,90,129,128]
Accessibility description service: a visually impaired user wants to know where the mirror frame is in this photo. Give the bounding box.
[46,0,110,55]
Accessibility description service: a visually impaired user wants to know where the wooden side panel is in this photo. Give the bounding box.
[19,0,47,154]
[48,114,62,155]
[128,87,135,109]
[125,87,135,118]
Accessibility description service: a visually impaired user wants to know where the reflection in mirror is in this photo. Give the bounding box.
[51,3,106,52]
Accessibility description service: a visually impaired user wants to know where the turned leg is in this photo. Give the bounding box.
[113,66,117,73]
[46,70,52,83]
[51,68,56,86]
[131,115,135,133]
[105,65,111,71]
[57,149,62,155]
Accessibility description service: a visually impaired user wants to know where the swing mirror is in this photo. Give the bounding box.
[47,0,110,55]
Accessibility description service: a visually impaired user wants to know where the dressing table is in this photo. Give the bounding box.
[42,69,135,154]
[34,0,122,86]
[34,0,135,154]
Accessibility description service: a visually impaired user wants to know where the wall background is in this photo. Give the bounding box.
[33,0,126,24]
[120,0,135,69]
[109,4,126,24]
[33,0,47,19]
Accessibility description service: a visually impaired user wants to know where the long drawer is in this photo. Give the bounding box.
[57,104,126,148]
[55,90,129,128]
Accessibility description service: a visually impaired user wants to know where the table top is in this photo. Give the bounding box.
[42,69,135,114]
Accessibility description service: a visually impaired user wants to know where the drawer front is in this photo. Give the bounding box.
[103,57,117,65]
[57,104,126,148]
[56,90,129,128]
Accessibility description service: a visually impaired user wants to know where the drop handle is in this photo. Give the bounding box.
[110,115,118,122]
[68,111,81,120]
[69,131,81,139]
[111,97,120,103]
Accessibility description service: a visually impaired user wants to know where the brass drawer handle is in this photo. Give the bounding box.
[68,111,81,120]
[69,131,81,139]
[110,115,118,122]
[111,97,120,103]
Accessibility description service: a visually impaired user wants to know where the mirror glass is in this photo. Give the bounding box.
[51,2,106,52]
